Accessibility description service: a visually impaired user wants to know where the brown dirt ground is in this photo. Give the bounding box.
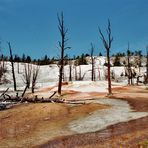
[38,85,148,148]
[0,101,108,148]
[39,117,148,148]
[0,85,148,148]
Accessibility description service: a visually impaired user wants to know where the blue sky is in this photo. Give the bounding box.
[0,0,148,58]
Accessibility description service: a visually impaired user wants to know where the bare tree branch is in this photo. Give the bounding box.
[23,63,32,88]
[98,19,113,95]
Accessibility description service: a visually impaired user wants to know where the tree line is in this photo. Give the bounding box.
[1,12,148,97]
[0,52,96,65]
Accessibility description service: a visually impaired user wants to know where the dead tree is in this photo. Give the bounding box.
[62,66,65,82]
[127,43,133,85]
[79,65,82,80]
[32,66,40,93]
[98,65,101,80]
[57,12,70,95]
[21,63,32,97]
[78,66,88,80]
[17,62,20,74]
[74,65,78,81]
[90,43,95,81]
[0,56,6,83]
[146,46,148,83]
[0,42,7,83]
[69,59,73,81]
[99,20,113,95]
[136,50,142,73]
[8,42,17,91]
[22,85,28,97]
[135,50,142,73]
[23,63,32,89]
[127,44,131,85]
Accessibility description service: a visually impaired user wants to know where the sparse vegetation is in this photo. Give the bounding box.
[0,4,148,148]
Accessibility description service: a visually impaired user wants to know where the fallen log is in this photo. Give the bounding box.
[1,90,58,102]
[1,96,65,103]
[2,96,21,102]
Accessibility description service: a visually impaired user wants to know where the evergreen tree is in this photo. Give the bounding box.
[26,56,32,63]
[113,55,121,66]
[43,55,49,65]
[77,53,87,65]
[99,52,103,56]
[22,54,26,63]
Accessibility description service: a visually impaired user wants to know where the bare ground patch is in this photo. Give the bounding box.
[40,117,148,148]
[37,85,148,148]
[0,101,108,147]
[0,84,148,148]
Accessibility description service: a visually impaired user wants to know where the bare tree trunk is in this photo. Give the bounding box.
[75,65,77,81]
[107,50,112,94]
[63,66,65,82]
[94,68,96,81]
[99,20,113,95]
[2,58,5,70]
[130,70,133,85]
[58,54,64,94]
[8,42,17,91]
[146,46,148,83]
[127,55,130,85]
[22,85,28,97]
[79,65,82,80]
[127,43,133,85]
[23,63,32,89]
[91,58,94,81]
[139,59,141,74]
[138,50,142,74]
[69,64,72,81]
[98,67,101,80]
[90,43,95,81]
[32,85,35,93]
[57,12,70,95]
[32,66,39,93]
[0,56,6,82]
[17,62,20,74]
